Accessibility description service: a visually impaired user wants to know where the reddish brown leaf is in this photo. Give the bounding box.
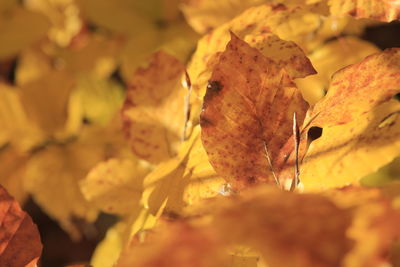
[0,185,42,266]
[200,33,309,189]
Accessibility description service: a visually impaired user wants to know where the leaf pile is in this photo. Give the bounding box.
[1,0,400,266]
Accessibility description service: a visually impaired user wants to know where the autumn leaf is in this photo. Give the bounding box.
[116,220,228,267]
[0,5,50,60]
[24,121,130,240]
[24,0,83,47]
[122,51,186,163]
[309,48,400,127]
[296,37,380,105]
[180,0,267,34]
[80,158,150,215]
[277,48,400,188]
[301,100,400,189]
[142,126,224,216]
[327,0,400,22]
[0,185,42,266]
[200,33,311,189]
[0,83,43,149]
[19,70,75,136]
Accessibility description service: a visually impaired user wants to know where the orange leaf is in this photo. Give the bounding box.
[328,0,400,22]
[310,48,400,127]
[116,220,228,267]
[200,33,310,189]
[0,185,42,266]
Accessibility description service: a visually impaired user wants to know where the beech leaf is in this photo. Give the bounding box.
[200,33,310,189]
[122,51,186,163]
[0,185,42,266]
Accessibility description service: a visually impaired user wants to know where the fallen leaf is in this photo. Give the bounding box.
[122,51,186,163]
[200,33,310,189]
[0,185,42,266]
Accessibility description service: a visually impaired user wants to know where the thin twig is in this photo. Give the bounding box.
[290,112,300,191]
[182,70,192,141]
[263,141,280,188]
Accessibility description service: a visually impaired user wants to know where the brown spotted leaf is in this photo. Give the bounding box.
[122,51,186,163]
[309,48,400,127]
[0,185,42,266]
[277,48,400,188]
[200,33,309,190]
[328,0,400,22]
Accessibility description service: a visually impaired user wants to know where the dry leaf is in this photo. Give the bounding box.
[0,185,42,266]
[296,37,380,105]
[122,51,186,163]
[200,33,310,189]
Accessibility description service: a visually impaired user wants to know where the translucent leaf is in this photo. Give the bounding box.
[301,101,400,190]
[296,37,380,105]
[200,33,310,189]
[80,158,151,215]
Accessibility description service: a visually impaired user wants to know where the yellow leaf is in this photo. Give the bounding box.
[0,6,50,60]
[24,0,83,47]
[68,76,125,127]
[90,222,124,267]
[15,47,52,86]
[122,51,186,163]
[23,121,130,240]
[181,0,267,34]
[58,34,122,79]
[0,146,29,204]
[0,83,43,149]
[309,48,400,127]
[77,0,155,36]
[301,100,400,190]
[296,37,380,105]
[328,0,400,22]
[24,142,99,240]
[19,70,74,136]
[80,158,151,215]
[143,126,224,216]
